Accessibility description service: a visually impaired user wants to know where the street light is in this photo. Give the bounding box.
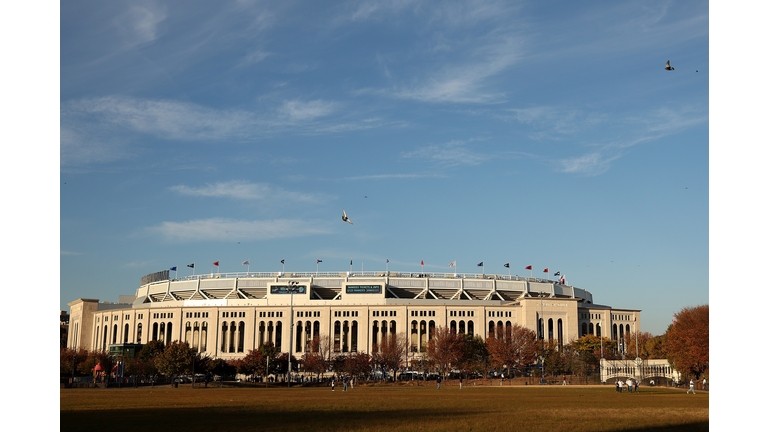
[539,291,545,385]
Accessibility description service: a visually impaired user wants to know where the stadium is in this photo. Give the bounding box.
[66,269,641,361]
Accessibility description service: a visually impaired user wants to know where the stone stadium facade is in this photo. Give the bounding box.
[66,270,641,361]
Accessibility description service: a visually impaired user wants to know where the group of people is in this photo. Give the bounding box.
[615,378,639,393]
[330,376,355,392]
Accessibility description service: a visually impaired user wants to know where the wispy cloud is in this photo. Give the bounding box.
[279,99,338,122]
[342,173,444,181]
[401,139,493,167]
[170,181,327,203]
[549,105,708,176]
[61,250,84,256]
[146,218,332,242]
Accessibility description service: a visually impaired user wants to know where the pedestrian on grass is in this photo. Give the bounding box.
[703,378,707,390]
[331,378,335,392]
[687,379,695,394]
[634,379,639,393]
[627,378,633,393]
[615,381,620,393]
[343,376,348,391]
[437,375,442,390]
[460,375,463,390]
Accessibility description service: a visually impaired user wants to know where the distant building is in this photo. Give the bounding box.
[67,270,640,362]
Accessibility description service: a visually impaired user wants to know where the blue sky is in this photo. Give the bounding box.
[56,0,711,336]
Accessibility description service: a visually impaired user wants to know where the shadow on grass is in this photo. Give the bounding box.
[61,406,480,432]
[606,423,708,432]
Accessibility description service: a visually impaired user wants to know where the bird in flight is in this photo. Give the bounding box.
[665,60,675,71]
[342,209,353,224]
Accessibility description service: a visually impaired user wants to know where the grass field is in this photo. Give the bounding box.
[60,384,708,432]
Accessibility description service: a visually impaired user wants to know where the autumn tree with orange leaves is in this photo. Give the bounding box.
[486,324,538,374]
[664,304,708,378]
[426,326,464,376]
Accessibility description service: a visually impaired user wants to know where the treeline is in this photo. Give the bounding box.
[60,304,708,382]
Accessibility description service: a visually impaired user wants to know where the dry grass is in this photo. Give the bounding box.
[60,384,708,432]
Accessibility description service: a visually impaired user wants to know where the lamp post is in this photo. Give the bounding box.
[539,291,545,385]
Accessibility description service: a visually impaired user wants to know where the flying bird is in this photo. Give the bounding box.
[342,209,353,224]
[665,60,674,71]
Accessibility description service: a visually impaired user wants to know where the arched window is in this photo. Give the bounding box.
[458,320,465,334]
[410,320,418,351]
[124,323,130,343]
[372,320,379,350]
[489,321,495,337]
[221,322,229,352]
[192,322,200,349]
[548,318,554,340]
[152,322,158,341]
[229,321,236,353]
[304,321,311,352]
[582,322,588,336]
[296,321,303,353]
[419,320,427,352]
[351,321,358,352]
[390,320,396,335]
[589,323,594,335]
[342,321,349,353]
[334,321,341,352]
[103,325,108,349]
[112,324,118,344]
[596,323,601,337]
[238,321,245,353]
[185,323,192,344]
[201,322,208,352]
[166,323,173,345]
[95,326,100,349]
[137,323,142,344]
[267,321,274,344]
[275,321,282,351]
[467,320,474,336]
[450,320,457,333]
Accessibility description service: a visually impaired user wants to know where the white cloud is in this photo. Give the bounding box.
[556,151,623,177]
[60,250,84,256]
[169,181,325,203]
[147,218,332,242]
[401,139,492,167]
[279,99,338,121]
[116,2,168,47]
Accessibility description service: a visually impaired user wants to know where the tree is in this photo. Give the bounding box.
[540,339,569,377]
[344,352,372,378]
[60,348,89,377]
[457,334,489,378]
[623,331,658,359]
[154,341,195,381]
[137,340,165,375]
[664,304,708,378]
[426,326,464,377]
[238,349,264,380]
[377,332,409,374]
[486,324,538,376]
[303,336,329,379]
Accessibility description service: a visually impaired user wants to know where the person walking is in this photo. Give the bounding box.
[703,378,707,391]
[627,378,633,393]
[437,375,442,390]
[331,378,335,392]
[634,379,639,393]
[687,379,696,394]
[460,375,463,390]
[343,376,348,391]
[615,380,620,393]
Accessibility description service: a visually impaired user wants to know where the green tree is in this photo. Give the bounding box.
[137,340,165,375]
[457,334,489,378]
[154,341,195,382]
